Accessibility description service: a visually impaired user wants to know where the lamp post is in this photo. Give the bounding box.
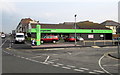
[74,14,77,46]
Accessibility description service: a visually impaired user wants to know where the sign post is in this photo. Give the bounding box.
[36,25,41,45]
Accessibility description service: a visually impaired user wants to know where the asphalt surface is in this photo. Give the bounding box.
[1,36,120,75]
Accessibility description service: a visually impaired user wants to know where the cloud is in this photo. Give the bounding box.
[1,0,119,2]
[0,0,16,13]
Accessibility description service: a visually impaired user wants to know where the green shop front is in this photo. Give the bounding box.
[28,25,112,45]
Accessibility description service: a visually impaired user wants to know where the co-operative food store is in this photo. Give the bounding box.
[16,18,112,45]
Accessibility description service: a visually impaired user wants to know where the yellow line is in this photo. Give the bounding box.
[6,48,11,50]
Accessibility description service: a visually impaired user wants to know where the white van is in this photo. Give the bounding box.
[15,33,25,43]
[1,34,6,39]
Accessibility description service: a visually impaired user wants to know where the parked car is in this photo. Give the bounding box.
[41,35,59,43]
[64,36,84,42]
[1,34,6,39]
[76,37,84,41]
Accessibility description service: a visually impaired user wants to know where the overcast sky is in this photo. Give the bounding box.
[0,0,120,33]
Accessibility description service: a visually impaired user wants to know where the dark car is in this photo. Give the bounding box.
[113,37,120,45]
[41,35,59,43]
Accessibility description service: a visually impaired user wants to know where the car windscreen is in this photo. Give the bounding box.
[16,35,24,37]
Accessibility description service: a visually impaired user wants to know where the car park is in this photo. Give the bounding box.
[41,35,59,43]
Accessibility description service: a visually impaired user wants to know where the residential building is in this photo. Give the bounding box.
[101,20,120,34]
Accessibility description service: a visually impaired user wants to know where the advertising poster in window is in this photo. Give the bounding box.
[88,35,94,38]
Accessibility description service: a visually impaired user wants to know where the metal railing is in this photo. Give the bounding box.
[81,40,118,46]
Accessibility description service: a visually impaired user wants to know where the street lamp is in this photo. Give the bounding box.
[74,14,77,46]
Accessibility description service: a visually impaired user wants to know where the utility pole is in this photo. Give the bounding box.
[74,14,77,46]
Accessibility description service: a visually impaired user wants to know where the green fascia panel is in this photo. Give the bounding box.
[93,30,112,33]
[29,28,112,33]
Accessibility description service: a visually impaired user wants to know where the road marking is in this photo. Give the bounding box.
[30,56,41,58]
[42,62,49,65]
[49,59,59,62]
[20,56,25,59]
[56,63,63,66]
[52,65,60,67]
[74,69,84,72]
[67,52,72,55]
[80,67,89,70]
[89,71,97,74]
[98,54,113,75]
[47,61,54,64]
[93,70,105,73]
[103,64,120,67]
[44,56,50,63]
[66,65,76,68]
[0,40,7,47]
[62,66,71,69]
[53,54,58,55]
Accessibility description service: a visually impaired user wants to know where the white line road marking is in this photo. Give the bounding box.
[66,65,76,68]
[49,59,59,62]
[74,69,84,72]
[98,54,113,75]
[93,70,105,73]
[44,56,50,63]
[80,67,89,70]
[21,56,25,59]
[47,61,54,64]
[89,71,97,74]
[103,64,120,67]
[31,60,39,63]
[53,54,58,55]
[52,65,60,67]
[67,52,72,55]
[0,40,7,47]
[30,56,41,58]
[56,63,63,66]
[62,67,71,69]
[42,62,49,65]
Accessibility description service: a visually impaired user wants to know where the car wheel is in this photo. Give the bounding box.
[53,40,56,43]
[41,41,44,43]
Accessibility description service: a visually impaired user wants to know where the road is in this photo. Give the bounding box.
[1,36,119,75]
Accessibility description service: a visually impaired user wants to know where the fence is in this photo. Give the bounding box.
[77,40,118,46]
